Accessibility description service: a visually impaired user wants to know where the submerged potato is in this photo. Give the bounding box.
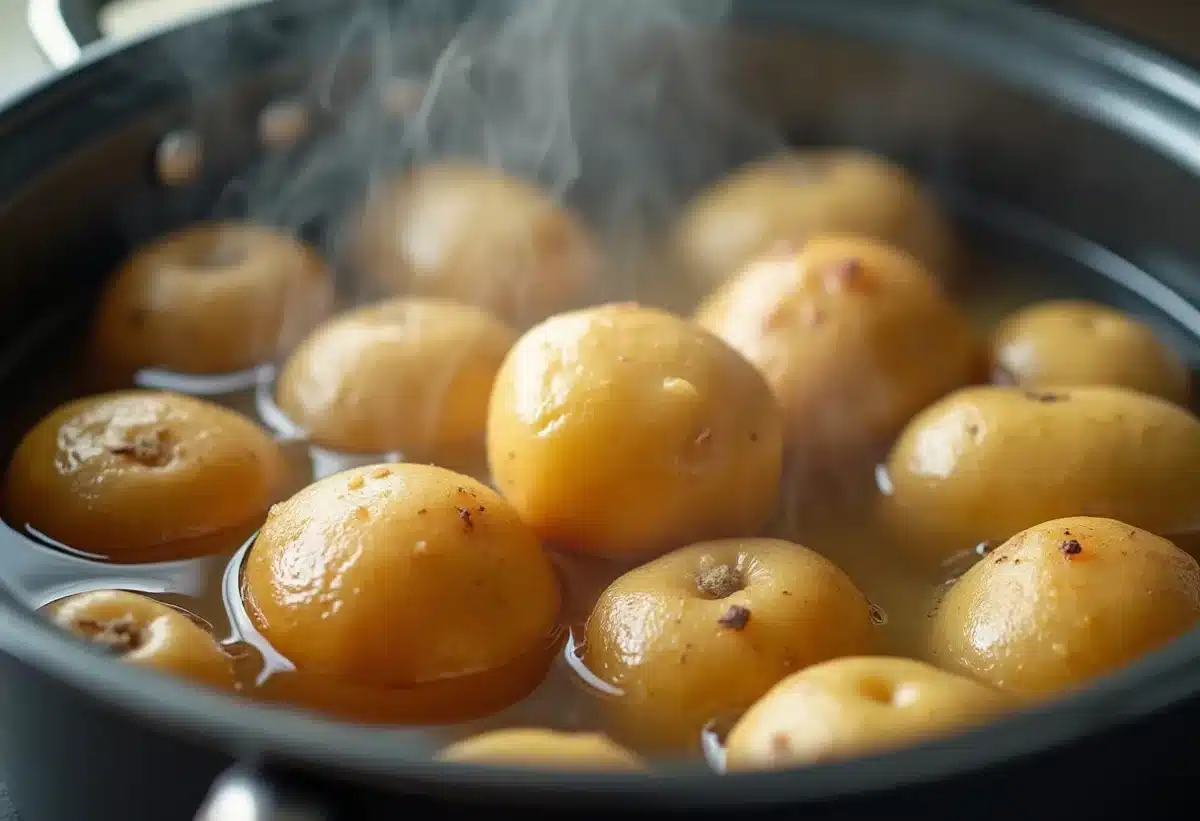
[931,517,1200,696]
[487,303,783,556]
[990,300,1189,404]
[353,164,599,326]
[275,298,516,457]
[49,590,234,690]
[243,463,561,723]
[5,391,285,562]
[584,538,875,750]
[672,150,955,293]
[696,236,978,481]
[91,222,331,381]
[725,657,1011,770]
[880,385,1200,565]
[439,729,644,771]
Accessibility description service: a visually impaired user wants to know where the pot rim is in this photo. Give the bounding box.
[3,0,1200,806]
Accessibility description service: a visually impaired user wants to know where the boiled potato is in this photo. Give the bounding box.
[275,298,516,458]
[990,300,1189,404]
[49,590,234,690]
[243,463,561,723]
[439,729,644,771]
[931,517,1200,696]
[487,303,783,556]
[696,236,979,484]
[725,656,1011,770]
[880,385,1200,566]
[91,222,331,381]
[584,537,875,750]
[352,164,599,326]
[671,150,955,294]
[5,391,285,562]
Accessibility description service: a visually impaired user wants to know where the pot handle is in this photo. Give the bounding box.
[195,766,334,821]
[25,0,104,70]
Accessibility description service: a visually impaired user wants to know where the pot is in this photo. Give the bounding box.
[4,1,1200,819]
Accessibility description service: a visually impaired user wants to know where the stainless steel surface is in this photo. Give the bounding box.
[1,3,51,99]
[195,770,330,821]
[25,0,81,69]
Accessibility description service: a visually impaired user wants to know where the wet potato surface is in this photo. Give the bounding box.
[3,150,1200,774]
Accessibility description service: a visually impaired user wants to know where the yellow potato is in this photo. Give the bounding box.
[5,391,285,562]
[584,537,875,750]
[275,298,516,457]
[725,656,1011,770]
[91,222,332,381]
[696,236,979,483]
[990,300,1189,404]
[487,303,783,556]
[439,729,644,771]
[49,590,234,690]
[880,385,1200,565]
[352,164,599,326]
[931,517,1200,696]
[242,463,561,723]
[671,150,955,294]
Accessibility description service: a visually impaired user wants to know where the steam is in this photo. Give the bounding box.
[189,0,782,302]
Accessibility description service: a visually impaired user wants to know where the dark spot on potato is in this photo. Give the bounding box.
[749,432,759,442]
[477,505,486,513]
[128,309,149,328]
[718,605,751,630]
[507,451,516,461]
[770,733,792,756]
[1024,390,1066,403]
[108,427,175,467]
[825,258,866,292]
[868,604,888,625]
[417,508,427,515]
[994,555,1009,564]
[696,565,743,599]
[73,616,143,655]
[456,506,474,532]
[1061,539,1083,557]
[965,424,980,437]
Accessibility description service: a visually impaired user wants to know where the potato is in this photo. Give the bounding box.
[725,656,1011,770]
[352,164,599,327]
[5,391,285,562]
[931,517,1200,696]
[275,298,516,457]
[49,590,235,690]
[243,463,561,723]
[696,236,979,483]
[91,222,331,381]
[880,385,1200,565]
[487,303,783,556]
[990,300,1189,404]
[439,729,644,771]
[584,537,875,750]
[671,150,955,294]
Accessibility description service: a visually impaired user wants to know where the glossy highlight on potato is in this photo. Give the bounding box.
[242,463,562,723]
[696,235,978,483]
[931,517,1200,696]
[275,298,516,457]
[584,537,875,750]
[49,590,234,690]
[880,385,1200,565]
[353,164,599,326]
[725,656,1011,770]
[487,303,784,556]
[4,390,285,562]
[90,222,332,381]
[672,150,955,293]
[989,299,1190,404]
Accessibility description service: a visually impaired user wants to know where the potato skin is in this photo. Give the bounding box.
[725,656,1011,770]
[275,298,516,455]
[352,164,599,327]
[438,729,645,771]
[244,464,561,690]
[695,236,978,477]
[91,222,331,380]
[671,150,955,293]
[487,303,783,557]
[990,300,1189,404]
[584,537,875,750]
[931,517,1200,696]
[880,385,1200,565]
[49,590,235,690]
[4,391,285,562]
